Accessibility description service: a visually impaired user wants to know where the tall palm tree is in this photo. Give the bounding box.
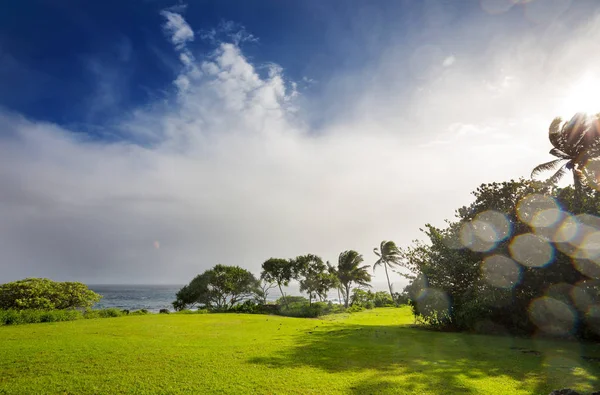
[327,261,343,306]
[336,250,371,308]
[373,240,402,300]
[532,113,600,202]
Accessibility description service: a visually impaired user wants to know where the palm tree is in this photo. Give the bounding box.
[327,261,343,306]
[336,250,371,308]
[373,240,402,300]
[532,113,600,202]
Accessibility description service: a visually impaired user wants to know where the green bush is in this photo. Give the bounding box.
[84,308,124,319]
[278,301,344,318]
[275,296,308,305]
[0,278,101,310]
[130,309,150,316]
[346,305,364,313]
[0,309,83,325]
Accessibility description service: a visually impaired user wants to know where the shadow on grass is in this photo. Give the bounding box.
[249,323,600,394]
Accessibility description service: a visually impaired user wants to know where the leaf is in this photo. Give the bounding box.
[531,159,564,178]
[545,164,567,185]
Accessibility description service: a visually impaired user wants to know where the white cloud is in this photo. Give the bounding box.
[160,10,194,49]
[3,9,600,286]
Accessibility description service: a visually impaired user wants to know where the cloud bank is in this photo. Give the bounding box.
[2,4,600,285]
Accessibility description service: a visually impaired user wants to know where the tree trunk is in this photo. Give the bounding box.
[574,169,582,208]
[345,284,351,308]
[384,263,394,302]
[337,288,342,306]
[278,283,287,307]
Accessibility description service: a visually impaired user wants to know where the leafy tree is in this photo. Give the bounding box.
[373,241,402,300]
[532,113,600,202]
[253,278,276,304]
[260,258,294,306]
[335,250,372,308]
[0,278,101,310]
[173,265,258,311]
[294,254,336,305]
[402,178,600,338]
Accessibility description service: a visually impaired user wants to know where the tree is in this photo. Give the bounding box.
[402,178,600,338]
[261,258,294,307]
[253,278,276,304]
[327,261,343,305]
[373,241,402,300]
[532,113,600,202]
[0,278,101,310]
[336,250,372,308]
[173,265,258,311]
[294,254,335,305]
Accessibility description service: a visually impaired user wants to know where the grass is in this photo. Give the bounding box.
[0,307,599,394]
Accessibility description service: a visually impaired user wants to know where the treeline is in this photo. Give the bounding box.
[400,179,600,340]
[172,246,407,316]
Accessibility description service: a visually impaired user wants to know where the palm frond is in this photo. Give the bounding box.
[549,148,571,160]
[546,164,567,185]
[548,117,565,151]
[531,159,564,178]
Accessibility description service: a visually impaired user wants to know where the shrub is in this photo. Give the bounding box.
[130,309,150,316]
[346,305,364,313]
[373,292,394,307]
[275,296,308,305]
[0,309,83,325]
[0,278,101,310]
[159,309,170,314]
[84,308,123,319]
[229,300,262,314]
[278,301,344,318]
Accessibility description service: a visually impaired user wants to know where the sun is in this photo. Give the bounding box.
[559,73,600,118]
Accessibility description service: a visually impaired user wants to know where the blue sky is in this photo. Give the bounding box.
[0,0,546,130]
[2,0,600,284]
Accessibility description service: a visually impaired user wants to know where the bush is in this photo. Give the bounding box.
[346,305,364,313]
[278,301,344,318]
[159,309,170,314]
[0,309,83,325]
[373,292,394,307]
[275,296,308,305]
[84,308,123,319]
[130,309,150,316]
[0,278,101,310]
[229,300,263,314]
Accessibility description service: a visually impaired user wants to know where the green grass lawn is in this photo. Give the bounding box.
[0,307,599,394]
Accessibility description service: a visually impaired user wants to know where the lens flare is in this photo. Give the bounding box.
[528,296,576,336]
[475,210,511,242]
[416,288,451,318]
[481,255,521,289]
[460,221,497,252]
[517,194,560,228]
[509,233,554,267]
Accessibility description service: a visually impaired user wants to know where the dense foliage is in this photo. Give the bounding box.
[261,258,294,306]
[350,289,395,309]
[401,178,600,339]
[173,265,259,311]
[294,254,337,305]
[0,278,101,310]
[335,250,372,307]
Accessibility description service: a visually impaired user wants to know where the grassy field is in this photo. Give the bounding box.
[0,307,599,394]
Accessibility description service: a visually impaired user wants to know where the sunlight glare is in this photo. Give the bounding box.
[559,73,600,117]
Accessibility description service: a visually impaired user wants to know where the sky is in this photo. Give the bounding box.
[2,0,600,286]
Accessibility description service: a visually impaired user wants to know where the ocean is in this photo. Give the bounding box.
[89,282,397,312]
